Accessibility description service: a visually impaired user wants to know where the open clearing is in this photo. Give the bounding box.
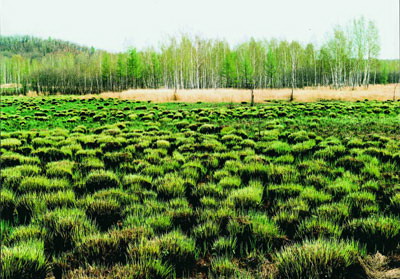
[66,84,400,103]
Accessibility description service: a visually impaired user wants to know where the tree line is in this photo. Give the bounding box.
[1,17,399,95]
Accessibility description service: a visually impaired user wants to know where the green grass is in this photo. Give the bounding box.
[0,96,399,278]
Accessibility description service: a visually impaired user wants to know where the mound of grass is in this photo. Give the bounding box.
[296,218,342,239]
[18,176,70,193]
[344,215,400,253]
[156,172,186,199]
[5,225,45,244]
[0,240,48,279]
[228,180,263,208]
[0,188,16,222]
[84,170,120,192]
[37,208,95,254]
[46,160,74,179]
[273,238,365,279]
[84,198,123,231]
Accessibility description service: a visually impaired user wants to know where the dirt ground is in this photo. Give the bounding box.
[29,84,400,102]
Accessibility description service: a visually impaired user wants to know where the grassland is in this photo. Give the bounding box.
[71,84,400,103]
[1,96,400,278]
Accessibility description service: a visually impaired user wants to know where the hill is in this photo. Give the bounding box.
[0,35,95,59]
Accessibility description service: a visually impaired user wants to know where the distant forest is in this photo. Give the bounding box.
[1,17,399,95]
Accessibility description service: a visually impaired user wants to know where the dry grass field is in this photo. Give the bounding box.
[72,84,400,103]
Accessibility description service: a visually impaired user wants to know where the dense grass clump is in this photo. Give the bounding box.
[273,238,365,279]
[84,170,120,192]
[37,208,95,254]
[343,215,400,253]
[0,240,49,279]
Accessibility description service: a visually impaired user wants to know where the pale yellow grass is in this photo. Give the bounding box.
[83,84,399,103]
[24,84,399,102]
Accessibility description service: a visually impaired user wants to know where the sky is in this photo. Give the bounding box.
[0,0,399,59]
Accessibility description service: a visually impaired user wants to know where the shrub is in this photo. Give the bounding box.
[0,240,48,279]
[273,238,365,279]
[84,170,120,192]
[343,215,400,253]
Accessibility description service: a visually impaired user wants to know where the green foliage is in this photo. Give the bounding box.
[84,170,120,192]
[0,240,48,279]
[344,215,400,253]
[37,208,95,254]
[274,238,365,279]
[1,98,399,278]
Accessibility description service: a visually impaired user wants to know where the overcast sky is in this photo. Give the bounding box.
[1,0,399,59]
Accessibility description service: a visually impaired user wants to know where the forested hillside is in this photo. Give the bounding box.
[0,35,93,59]
[1,17,399,95]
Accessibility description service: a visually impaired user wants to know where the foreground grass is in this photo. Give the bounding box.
[0,97,399,278]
